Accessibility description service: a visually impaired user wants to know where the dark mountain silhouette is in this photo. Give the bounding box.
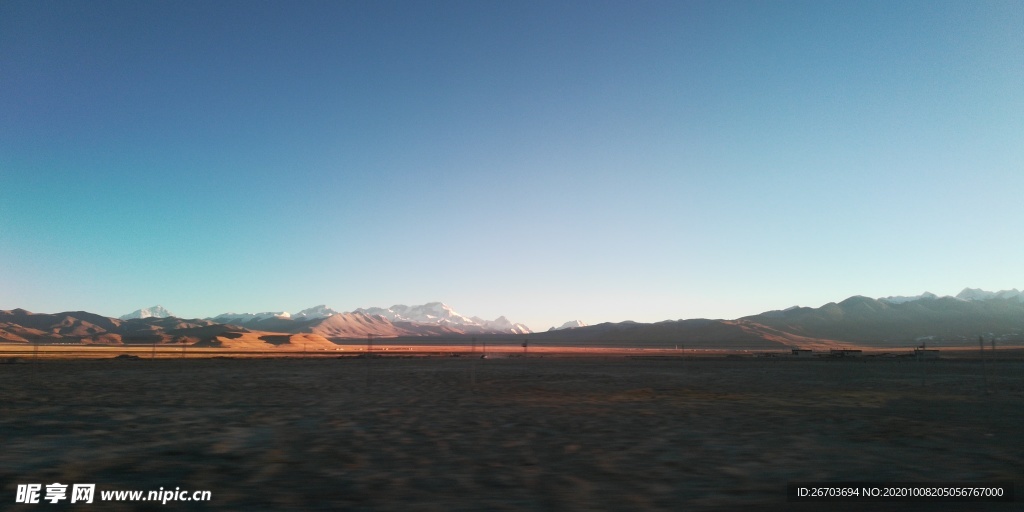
[532,294,1024,348]
[741,295,1024,345]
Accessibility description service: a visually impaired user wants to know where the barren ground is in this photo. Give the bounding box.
[1,357,1021,511]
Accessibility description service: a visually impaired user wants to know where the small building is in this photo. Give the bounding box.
[791,349,813,357]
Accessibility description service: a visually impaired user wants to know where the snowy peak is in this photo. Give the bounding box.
[293,305,341,319]
[475,316,532,335]
[474,315,513,329]
[119,305,174,320]
[194,302,531,334]
[357,302,472,325]
[398,302,477,325]
[209,311,291,323]
[508,323,532,335]
[548,320,588,331]
[355,303,531,334]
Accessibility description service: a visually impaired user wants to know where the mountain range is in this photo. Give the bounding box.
[878,288,1022,304]
[117,302,530,336]
[530,288,1024,349]
[207,302,530,335]
[0,302,534,346]
[3,288,1022,349]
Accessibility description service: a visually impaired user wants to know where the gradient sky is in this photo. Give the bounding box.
[2,0,1022,330]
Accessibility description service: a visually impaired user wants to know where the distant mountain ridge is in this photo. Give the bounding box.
[294,305,342,319]
[879,288,1023,304]
[532,287,1024,348]
[206,305,345,324]
[5,287,1021,349]
[1,308,225,345]
[210,311,294,323]
[354,302,531,334]
[0,305,527,346]
[740,293,1024,345]
[954,288,1022,301]
[198,302,531,336]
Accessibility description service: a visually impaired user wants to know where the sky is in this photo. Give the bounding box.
[1,0,1022,331]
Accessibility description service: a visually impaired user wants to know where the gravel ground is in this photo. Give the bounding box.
[1,356,1021,511]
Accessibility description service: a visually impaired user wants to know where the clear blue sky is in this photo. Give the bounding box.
[2,0,1021,330]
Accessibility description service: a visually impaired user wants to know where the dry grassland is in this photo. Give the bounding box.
[1,357,1021,511]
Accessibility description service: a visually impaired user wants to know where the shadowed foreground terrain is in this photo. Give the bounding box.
[1,357,1021,511]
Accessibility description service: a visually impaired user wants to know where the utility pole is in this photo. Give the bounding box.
[364,335,374,388]
[979,335,988,394]
[991,336,997,393]
[918,341,925,387]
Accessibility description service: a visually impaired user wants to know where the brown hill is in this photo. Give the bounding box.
[229,312,504,339]
[193,332,337,350]
[0,322,53,343]
[304,312,412,338]
[532,318,849,350]
[0,309,122,336]
[0,309,241,345]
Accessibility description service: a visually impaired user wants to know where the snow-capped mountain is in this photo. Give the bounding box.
[470,315,532,335]
[293,305,341,319]
[119,305,174,320]
[356,302,532,334]
[201,302,531,335]
[357,302,474,325]
[209,311,292,323]
[548,320,588,331]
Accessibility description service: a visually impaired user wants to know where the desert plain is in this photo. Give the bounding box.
[1,353,1021,511]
